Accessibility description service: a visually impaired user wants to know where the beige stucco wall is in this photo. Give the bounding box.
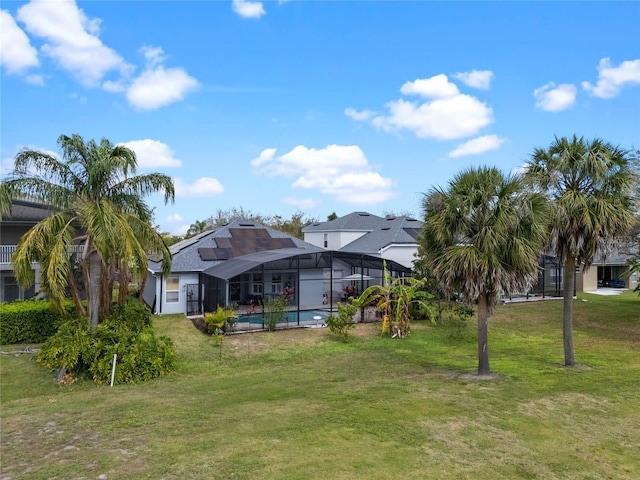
[577,267,598,292]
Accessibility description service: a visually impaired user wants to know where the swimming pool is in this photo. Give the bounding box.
[237,309,330,327]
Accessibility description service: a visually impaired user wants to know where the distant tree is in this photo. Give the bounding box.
[160,232,184,247]
[270,211,319,239]
[327,212,338,221]
[0,134,173,327]
[420,166,548,375]
[207,207,268,227]
[186,219,211,238]
[382,209,418,219]
[526,135,635,366]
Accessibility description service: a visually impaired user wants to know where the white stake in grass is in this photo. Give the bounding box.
[110,353,117,387]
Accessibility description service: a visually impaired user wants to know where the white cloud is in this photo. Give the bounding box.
[166,213,183,224]
[232,0,266,18]
[282,197,320,210]
[174,177,224,197]
[251,144,397,206]
[0,10,39,74]
[349,74,493,140]
[140,45,165,68]
[372,96,493,140]
[17,0,130,86]
[119,139,182,168]
[448,135,506,158]
[454,70,494,90]
[171,224,190,236]
[533,82,577,112]
[126,66,199,110]
[344,108,377,121]
[582,58,640,99]
[400,74,459,98]
[250,148,277,167]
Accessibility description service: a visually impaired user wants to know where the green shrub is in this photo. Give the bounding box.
[264,297,288,331]
[36,300,176,385]
[437,302,474,341]
[36,316,91,371]
[326,302,357,340]
[0,300,75,345]
[204,306,235,334]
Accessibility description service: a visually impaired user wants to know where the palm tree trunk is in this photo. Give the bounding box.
[477,292,490,375]
[118,262,129,305]
[138,270,148,304]
[67,271,86,317]
[87,251,102,328]
[562,257,576,366]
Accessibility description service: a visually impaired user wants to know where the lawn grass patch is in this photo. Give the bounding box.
[2,291,639,479]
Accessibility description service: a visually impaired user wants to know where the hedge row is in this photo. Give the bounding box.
[0,301,74,345]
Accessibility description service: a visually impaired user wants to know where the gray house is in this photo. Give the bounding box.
[0,200,54,302]
[143,219,411,317]
[302,212,423,269]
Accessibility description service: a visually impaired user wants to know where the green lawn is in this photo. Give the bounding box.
[2,291,639,479]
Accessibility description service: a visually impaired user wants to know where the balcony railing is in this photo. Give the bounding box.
[0,245,85,264]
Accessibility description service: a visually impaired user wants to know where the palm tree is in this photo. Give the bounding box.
[186,219,210,237]
[0,134,174,327]
[420,166,548,375]
[526,135,635,366]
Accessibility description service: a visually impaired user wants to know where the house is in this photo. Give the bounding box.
[302,212,423,269]
[0,200,54,302]
[143,219,411,316]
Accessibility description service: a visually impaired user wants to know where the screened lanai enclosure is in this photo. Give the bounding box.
[199,248,411,332]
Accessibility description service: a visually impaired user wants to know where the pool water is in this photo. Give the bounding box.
[238,309,330,326]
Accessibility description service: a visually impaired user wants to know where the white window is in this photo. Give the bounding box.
[166,276,179,303]
[271,273,282,294]
[323,233,328,248]
[252,274,263,294]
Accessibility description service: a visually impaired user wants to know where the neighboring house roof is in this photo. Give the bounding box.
[1,200,54,224]
[339,216,422,255]
[302,211,384,233]
[303,211,423,255]
[149,219,325,274]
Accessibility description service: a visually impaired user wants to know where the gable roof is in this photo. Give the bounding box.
[149,219,324,274]
[302,211,384,232]
[302,211,423,255]
[339,216,423,254]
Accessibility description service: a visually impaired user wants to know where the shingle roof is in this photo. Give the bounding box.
[339,216,423,254]
[302,211,384,232]
[149,219,324,273]
[302,212,423,255]
[2,200,54,223]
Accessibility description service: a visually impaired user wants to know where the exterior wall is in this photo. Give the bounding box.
[157,272,200,315]
[338,231,366,248]
[577,266,598,292]
[304,231,367,250]
[380,245,418,269]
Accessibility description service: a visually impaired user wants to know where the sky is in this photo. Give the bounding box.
[1,0,639,236]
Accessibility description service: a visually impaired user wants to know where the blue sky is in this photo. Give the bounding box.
[1,0,639,235]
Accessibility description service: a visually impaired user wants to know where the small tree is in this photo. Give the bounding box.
[326,302,357,340]
[264,296,288,331]
[356,263,436,338]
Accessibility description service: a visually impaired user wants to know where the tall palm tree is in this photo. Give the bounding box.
[526,135,635,366]
[0,134,174,327]
[420,166,548,375]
